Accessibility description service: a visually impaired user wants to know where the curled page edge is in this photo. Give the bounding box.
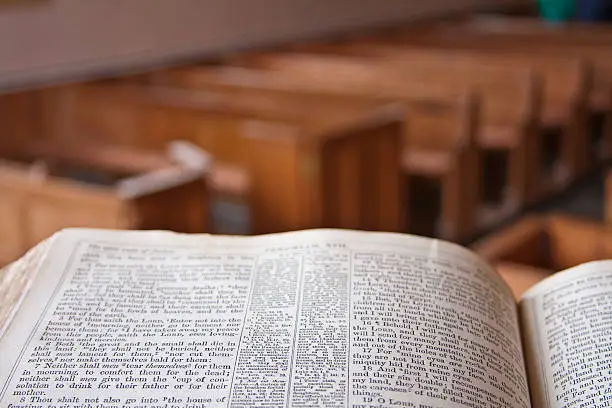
[521,260,612,302]
[0,236,57,340]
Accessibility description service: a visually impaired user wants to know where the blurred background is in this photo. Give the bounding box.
[1,0,612,297]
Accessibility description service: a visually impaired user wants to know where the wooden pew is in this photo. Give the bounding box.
[49,82,406,235]
[0,141,209,266]
[366,27,612,144]
[407,16,612,109]
[224,52,537,222]
[290,41,592,183]
[472,214,612,299]
[145,64,480,241]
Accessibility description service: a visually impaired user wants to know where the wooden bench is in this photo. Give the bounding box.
[358,23,612,101]
[472,214,612,299]
[444,16,612,161]
[47,82,406,235]
[369,27,612,155]
[306,36,594,177]
[145,64,480,241]
[0,141,209,266]
[226,52,538,223]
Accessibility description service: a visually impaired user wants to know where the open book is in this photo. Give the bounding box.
[0,229,610,408]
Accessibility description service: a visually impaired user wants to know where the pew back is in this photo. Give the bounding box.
[55,82,405,234]
[227,52,534,145]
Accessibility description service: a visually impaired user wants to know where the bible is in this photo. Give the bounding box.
[0,228,610,408]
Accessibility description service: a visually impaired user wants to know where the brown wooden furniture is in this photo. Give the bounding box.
[47,82,406,235]
[146,64,480,241]
[441,16,612,162]
[293,41,593,181]
[0,141,209,266]
[401,95,479,241]
[226,52,537,224]
[367,26,612,156]
[472,214,612,299]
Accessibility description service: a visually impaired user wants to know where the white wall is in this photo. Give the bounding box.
[0,0,517,90]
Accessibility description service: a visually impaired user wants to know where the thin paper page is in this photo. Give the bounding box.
[0,237,55,339]
[1,228,529,408]
[521,261,612,408]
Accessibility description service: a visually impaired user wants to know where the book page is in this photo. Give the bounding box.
[0,228,529,408]
[520,261,612,408]
[0,237,55,339]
